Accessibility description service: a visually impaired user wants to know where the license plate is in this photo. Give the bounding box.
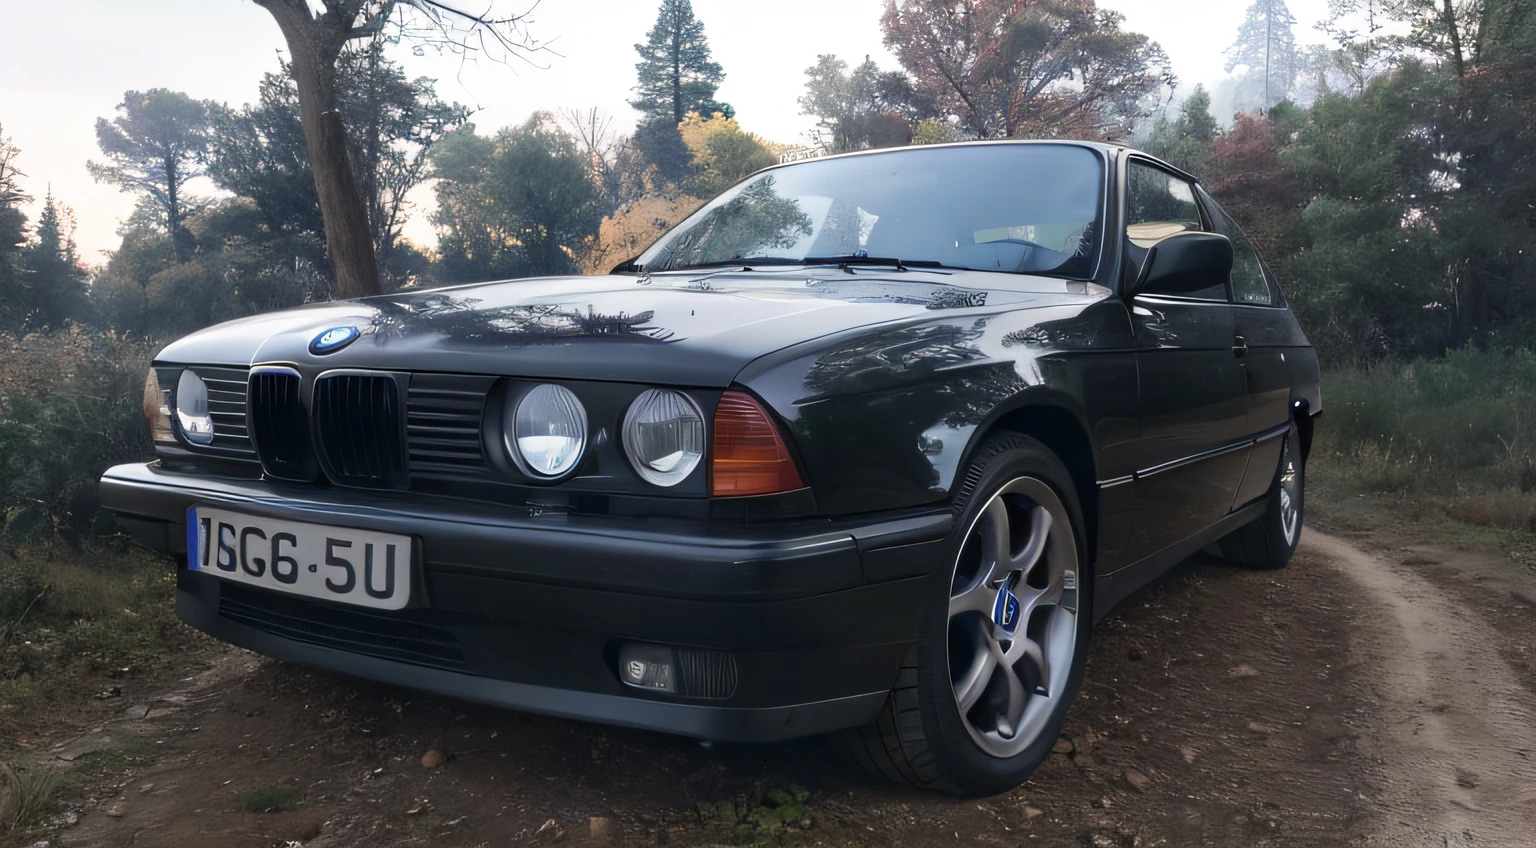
[188,506,412,610]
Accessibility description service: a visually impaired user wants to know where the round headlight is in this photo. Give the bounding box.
[507,384,587,478]
[623,389,705,487]
[175,370,215,446]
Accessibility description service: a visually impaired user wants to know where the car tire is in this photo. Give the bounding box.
[829,433,1092,797]
[1219,423,1304,569]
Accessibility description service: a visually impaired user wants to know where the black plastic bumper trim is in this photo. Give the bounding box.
[178,589,888,742]
[101,463,951,602]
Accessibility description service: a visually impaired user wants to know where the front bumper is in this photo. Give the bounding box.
[101,463,951,741]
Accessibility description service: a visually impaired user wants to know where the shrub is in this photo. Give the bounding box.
[0,328,155,537]
[1316,347,1536,530]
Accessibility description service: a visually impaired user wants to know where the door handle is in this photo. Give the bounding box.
[1232,335,1248,358]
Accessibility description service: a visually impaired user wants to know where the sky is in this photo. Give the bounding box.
[0,0,1335,263]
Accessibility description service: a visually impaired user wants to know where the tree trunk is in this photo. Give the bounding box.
[257,0,382,299]
[671,18,682,124]
[165,153,191,263]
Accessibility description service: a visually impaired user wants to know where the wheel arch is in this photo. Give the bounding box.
[1292,397,1315,461]
[958,391,1100,568]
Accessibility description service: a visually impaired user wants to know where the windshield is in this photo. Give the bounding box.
[634,144,1104,279]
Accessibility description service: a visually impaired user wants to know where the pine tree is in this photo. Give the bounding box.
[630,0,730,125]
[0,125,30,332]
[1225,0,1300,111]
[1175,86,1219,143]
[87,89,211,263]
[21,193,90,329]
[1143,85,1219,175]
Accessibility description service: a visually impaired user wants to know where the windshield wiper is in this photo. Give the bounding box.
[638,254,958,274]
[803,253,948,272]
[642,257,805,273]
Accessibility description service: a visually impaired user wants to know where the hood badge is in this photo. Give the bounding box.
[310,325,360,355]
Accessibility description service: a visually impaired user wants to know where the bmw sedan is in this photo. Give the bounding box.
[101,140,1320,797]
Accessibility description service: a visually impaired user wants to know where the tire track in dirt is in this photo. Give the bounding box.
[1309,531,1536,846]
[46,530,1536,847]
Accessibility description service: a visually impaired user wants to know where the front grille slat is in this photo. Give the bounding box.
[221,368,495,483]
[366,377,382,477]
[246,369,313,480]
[406,376,493,474]
[313,373,406,488]
[179,366,258,460]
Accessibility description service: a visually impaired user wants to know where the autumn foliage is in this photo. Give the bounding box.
[879,0,1171,140]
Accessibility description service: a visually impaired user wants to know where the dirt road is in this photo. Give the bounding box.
[36,530,1536,847]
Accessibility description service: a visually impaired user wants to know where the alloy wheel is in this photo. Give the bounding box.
[946,477,1079,758]
[1279,438,1300,545]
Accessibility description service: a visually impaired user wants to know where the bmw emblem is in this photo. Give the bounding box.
[309,325,360,355]
[993,584,1021,636]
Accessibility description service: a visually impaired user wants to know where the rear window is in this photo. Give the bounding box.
[1200,187,1274,305]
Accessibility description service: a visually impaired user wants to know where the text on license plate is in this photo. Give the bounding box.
[188,506,412,610]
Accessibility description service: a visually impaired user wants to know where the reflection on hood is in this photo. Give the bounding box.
[800,279,991,310]
[368,293,676,344]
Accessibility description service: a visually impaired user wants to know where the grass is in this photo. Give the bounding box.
[1310,348,1536,538]
[244,786,299,813]
[74,743,159,775]
[0,761,63,839]
[696,784,812,846]
[0,536,186,733]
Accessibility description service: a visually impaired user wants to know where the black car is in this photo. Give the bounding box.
[100,140,1320,797]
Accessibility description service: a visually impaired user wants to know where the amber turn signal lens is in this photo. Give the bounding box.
[711,390,804,496]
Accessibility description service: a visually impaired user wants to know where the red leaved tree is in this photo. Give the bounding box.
[1209,114,1305,261]
[879,0,1173,140]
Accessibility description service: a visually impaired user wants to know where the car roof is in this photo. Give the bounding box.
[765,138,1199,186]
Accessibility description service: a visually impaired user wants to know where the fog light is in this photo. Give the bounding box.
[618,644,675,693]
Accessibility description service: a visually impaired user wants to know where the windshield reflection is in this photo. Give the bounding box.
[635,144,1104,280]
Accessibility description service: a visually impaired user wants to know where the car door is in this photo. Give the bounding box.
[1120,160,1251,564]
[1199,187,1293,509]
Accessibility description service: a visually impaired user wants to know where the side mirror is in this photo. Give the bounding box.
[1130,232,1233,297]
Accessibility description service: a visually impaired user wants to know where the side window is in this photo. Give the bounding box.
[1200,189,1273,305]
[1126,160,1226,301]
[1126,161,1203,246]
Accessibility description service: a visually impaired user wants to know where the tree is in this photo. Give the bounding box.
[0,125,31,332]
[577,193,704,275]
[630,0,730,125]
[208,45,470,284]
[1143,85,1219,174]
[703,131,778,192]
[677,112,778,197]
[880,0,1173,141]
[20,194,90,329]
[1280,62,1459,359]
[432,116,605,282]
[557,108,657,213]
[207,72,324,242]
[91,213,178,337]
[1226,0,1301,112]
[1177,85,1219,143]
[630,116,694,188]
[250,0,544,299]
[1207,113,1304,261]
[799,54,923,152]
[911,118,970,145]
[341,41,472,262]
[87,89,210,262]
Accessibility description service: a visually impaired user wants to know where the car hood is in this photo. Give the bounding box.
[156,270,1098,387]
